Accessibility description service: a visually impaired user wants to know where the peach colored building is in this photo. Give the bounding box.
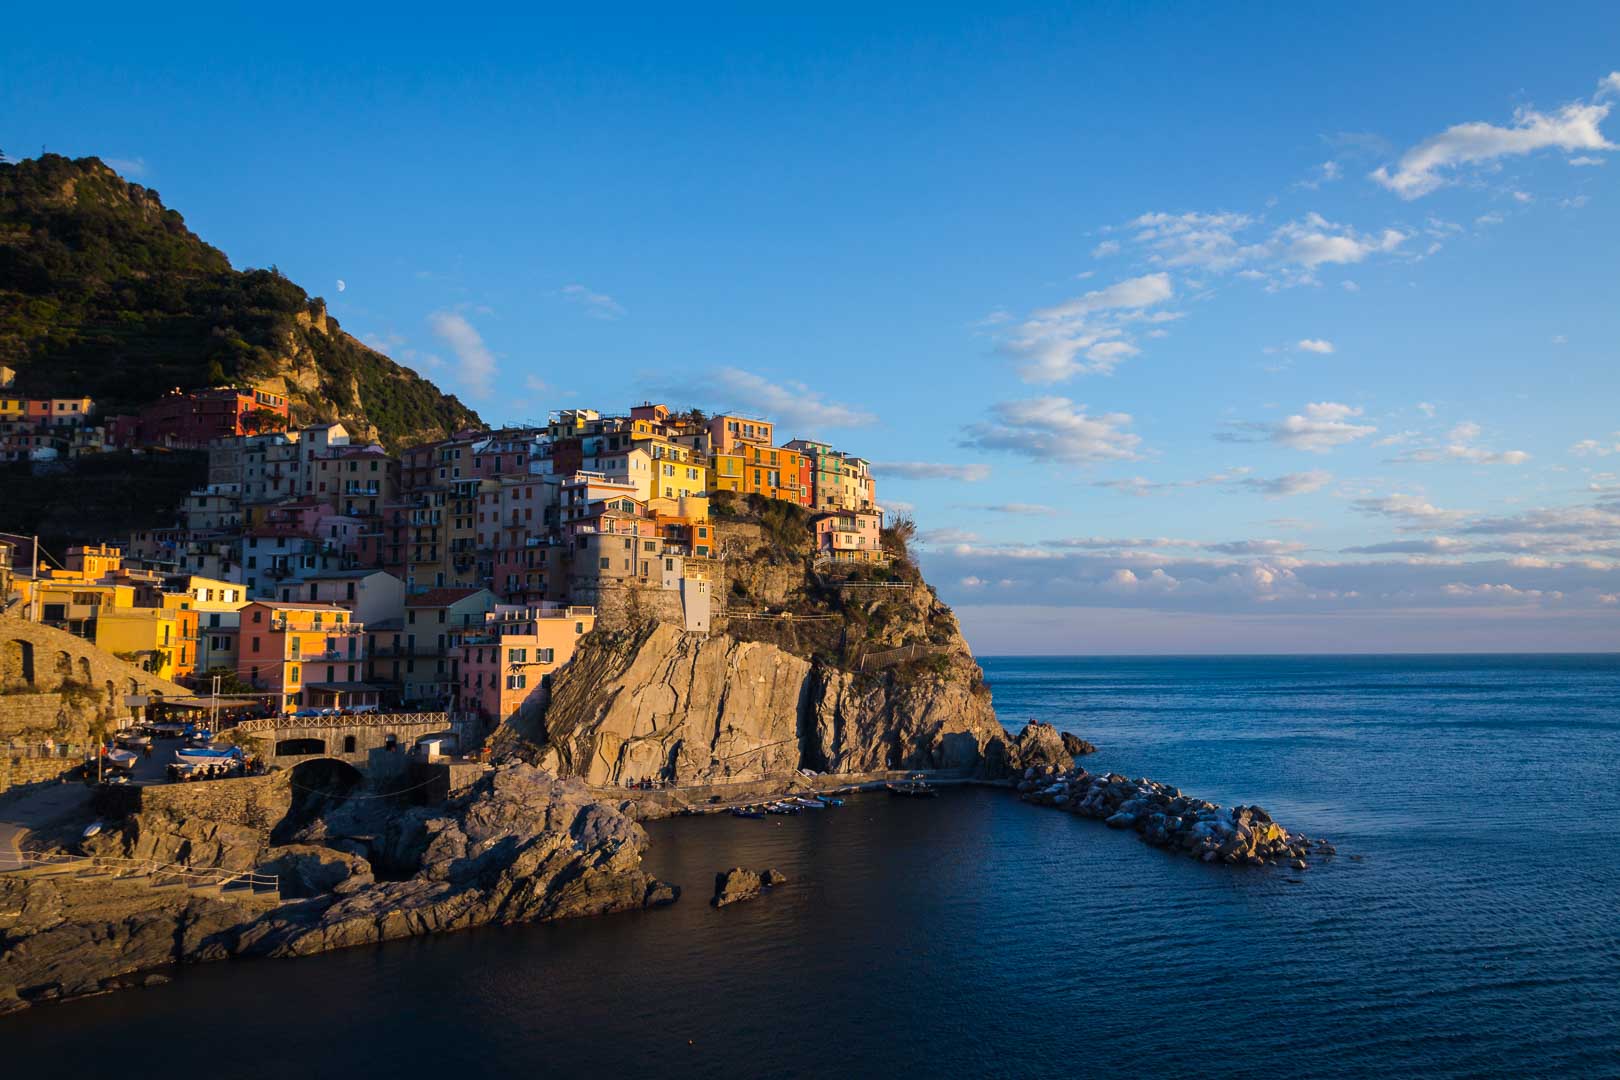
[455,604,595,729]
[236,601,368,712]
[813,509,888,564]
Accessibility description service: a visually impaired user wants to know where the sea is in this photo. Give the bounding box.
[8,654,1620,1079]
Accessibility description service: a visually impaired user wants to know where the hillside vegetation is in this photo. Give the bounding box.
[0,155,480,449]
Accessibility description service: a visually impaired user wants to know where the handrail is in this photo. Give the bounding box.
[3,850,280,890]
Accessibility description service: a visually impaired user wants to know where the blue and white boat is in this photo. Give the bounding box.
[174,745,243,766]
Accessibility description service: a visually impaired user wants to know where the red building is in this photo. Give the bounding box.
[118,387,290,448]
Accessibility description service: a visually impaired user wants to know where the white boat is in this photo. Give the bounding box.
[105,748,139,771]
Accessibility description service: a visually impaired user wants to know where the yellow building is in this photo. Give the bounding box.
[709,452,745,494]
[0,396,23,421]
[641,439,708,501]
[95,594,199,683]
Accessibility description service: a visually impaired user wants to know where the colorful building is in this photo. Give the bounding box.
[813,509,888,564]
[95,594,200,683]
[121,387,288,448]
[455,604,596,729]
[235,601,368,712]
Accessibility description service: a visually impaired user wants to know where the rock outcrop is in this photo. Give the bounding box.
[711,866,786,907]
[0,764,677,1012]
[531,622,1047,786]
[1017,764,1337,868]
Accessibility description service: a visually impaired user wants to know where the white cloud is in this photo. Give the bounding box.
[919,527,980,545]
[1224,402,1376,453]
[1569,155,1606,166]
[1572,438,1620,457]
[1004,273,1175,382]
[428,311,497,397]
[1391,421,1530,466]
[1092,240,1121,257]
[1297,338,1335,354]
[1417,402,1437,417]
[1272,214,1406,269]
[874,461,992,482]
[985,503,1057,515]
[1129,212,1265,272]
[560,283,626,320]
[1240,470,1334,497]
[1371,78,1617,199]
[962,397,1143,463]
[1353,493,1469,525]
[706,368,877,431]
[1342,537,1468,555]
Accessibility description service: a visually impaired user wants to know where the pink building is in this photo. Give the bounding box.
[813,509,887,564]
[455,604,596,731]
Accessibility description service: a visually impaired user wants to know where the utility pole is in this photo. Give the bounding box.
[31,535,39,623]
[210,672,222,734]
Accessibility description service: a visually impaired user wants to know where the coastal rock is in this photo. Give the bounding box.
[1060,732,1098,757]
[1007,721,1075,770]
[712,866,786,907]
[713,867,764,907]
[1017,766,1335,871]
[256,845,373,898]
[0,764,677,1012]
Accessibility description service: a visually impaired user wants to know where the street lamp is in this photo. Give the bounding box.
[210,672,222,735]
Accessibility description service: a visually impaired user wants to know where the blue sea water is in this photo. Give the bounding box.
[7,654,1620,1078]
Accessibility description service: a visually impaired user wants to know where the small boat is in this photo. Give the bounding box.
[765,802,801,815]
[819,796,845,807]
[104,748,139,771]
[175,745,243,766]
[886,774,939,798]
[793,797,828,809]
[731,806,766,819]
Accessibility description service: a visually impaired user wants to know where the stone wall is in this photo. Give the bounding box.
[0,752,79,794]
[93,772,293,831]
[0,615,192,730]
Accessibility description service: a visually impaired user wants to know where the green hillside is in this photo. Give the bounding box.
[0,154,481,448]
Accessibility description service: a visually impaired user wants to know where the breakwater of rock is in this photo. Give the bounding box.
[1017,764,1336,868]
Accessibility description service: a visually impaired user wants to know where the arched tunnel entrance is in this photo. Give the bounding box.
[272,757,366,843]
[275,737,327,757]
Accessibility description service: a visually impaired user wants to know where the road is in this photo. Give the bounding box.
[0,740,179,870]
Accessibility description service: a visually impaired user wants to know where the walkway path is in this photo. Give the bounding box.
[0,744,174,870]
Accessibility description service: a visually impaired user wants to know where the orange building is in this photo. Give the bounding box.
[236,601,368,712]
[736,444,810,505]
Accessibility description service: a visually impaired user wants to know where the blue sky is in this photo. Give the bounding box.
[7,6,1620,652]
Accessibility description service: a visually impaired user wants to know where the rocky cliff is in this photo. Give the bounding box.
[508,497,1060,785]
[523,591,1030,786]
[0,154,480,449]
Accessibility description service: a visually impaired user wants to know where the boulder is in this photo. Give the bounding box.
[257,845,373,898]
[712,867,764,907]
[1060,732,1098,757]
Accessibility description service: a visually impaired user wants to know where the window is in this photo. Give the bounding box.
[599,557,610,569]
[506,674,527,690]
[538,648,555,663]
[343,736,357,753]
[508,647,527,663]
[575,622,585,634]
[289,664,300,685]
[252,609,263,623]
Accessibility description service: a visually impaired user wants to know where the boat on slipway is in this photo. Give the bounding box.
[174,745,244,767]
